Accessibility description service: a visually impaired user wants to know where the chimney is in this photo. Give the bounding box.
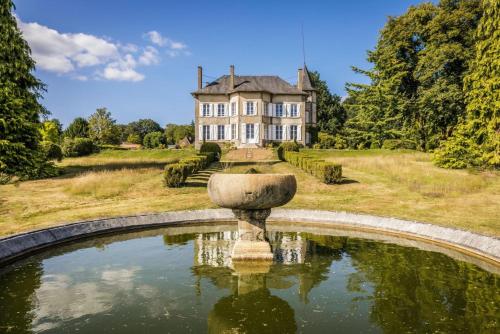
[297,68,304,91]
[229,65,235,90]
[197,66,203,90]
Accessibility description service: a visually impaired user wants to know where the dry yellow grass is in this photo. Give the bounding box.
[0,149,498,237]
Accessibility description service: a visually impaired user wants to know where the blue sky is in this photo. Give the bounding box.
[15,0,430,127]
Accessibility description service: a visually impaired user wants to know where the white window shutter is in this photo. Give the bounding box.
[210,125,215,140]
[285,104,290,117]
[272,103,276,117]
[254,101,258,115]
[297,104,301,117]
[284,125,289,140]
[243,102,247,115]
[236,99,239,115]
[241,123,246,143]
[271,125,275,140]
[224,124,229,140]
[236,122,239,139]
[225,103,229,117]
[297,125,302,141]
[199,103,204,117]
[254,123,259,141]
[199,125,203,140]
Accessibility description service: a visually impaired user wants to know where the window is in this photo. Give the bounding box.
[202,104,210,117]
[217,125,225,140]
[202,125,210,140]
[264,102,269,116]
[217,103,225,117]
[290,104,298,117]
[276,125,283,140]
[231,102,237,116]
[231,123,236,139]
[275,103,283,117]
[246,101,254,115]
[246,124,254,139]
[290,125,298,140]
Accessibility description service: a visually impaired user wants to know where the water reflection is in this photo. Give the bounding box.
[0,226,498,333]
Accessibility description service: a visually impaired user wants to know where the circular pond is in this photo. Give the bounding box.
[0,223,498,333]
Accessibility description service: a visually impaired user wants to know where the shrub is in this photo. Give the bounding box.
[126,133,141,144]
[41,141,63,161]
[164,164,185,187]
[312,143,321,149]
[199,151,216,164]
[318,132,335,149]
[282,150,342,184]
[143,131,165,149]
[199,142,221,160]
[382,139,417,150]
[370,141,381,149]
[334,135,348,149]
[277,141,301,161]
[163,154,213,187]
[62,137,98,157]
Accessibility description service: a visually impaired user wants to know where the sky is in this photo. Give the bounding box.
[14,0,432,127]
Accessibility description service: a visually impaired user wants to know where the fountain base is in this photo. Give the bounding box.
[231,209,274,260]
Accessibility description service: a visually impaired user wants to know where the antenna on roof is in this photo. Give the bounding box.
[301,23,306,66]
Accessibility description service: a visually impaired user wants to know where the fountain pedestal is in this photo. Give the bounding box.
[208,173,297,261]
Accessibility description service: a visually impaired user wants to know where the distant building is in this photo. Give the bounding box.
[192,65,317,148]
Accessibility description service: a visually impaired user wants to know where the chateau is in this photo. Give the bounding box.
[192,65,317,148]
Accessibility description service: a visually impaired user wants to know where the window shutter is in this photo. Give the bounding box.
[210,125,215,140]
[271,125,275,140]
[297,125,302,141]
[254,101,258,115]
[243,102,247,115]
[225,103,229,117]
[241,123,246,143]
[198,125,203,140]
[254,123,260,141]
[284,125,289,140]
[285,104,290,117]
[224,124,229,140]
[271,103,275,117]
[297,104,301,117]
[199,103,204,117]
[236,122,239,140]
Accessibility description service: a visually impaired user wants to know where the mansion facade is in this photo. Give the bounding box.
[192,65,317,148]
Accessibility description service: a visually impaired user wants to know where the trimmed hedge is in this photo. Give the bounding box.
[284,151,342,184]
[277,141,301,161]
[163,152,215,188]
[199,142,221,161]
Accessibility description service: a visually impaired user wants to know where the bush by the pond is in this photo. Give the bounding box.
[284,151,342,184]
[277,141,301,161]
[41,141,63,161]
[199,142,221,160]
[62,137,99,157]
[163,154,213,188]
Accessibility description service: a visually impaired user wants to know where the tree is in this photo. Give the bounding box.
[88,108,121,145]
[143,131,165,148]
[434,0,499,168]
[64,117,89,139]
[0,0,56,181]
[165,123,195,144]
[344,0,481,151]
[125,119,162,142]
[309,71,346,135]
[39,121,61,143]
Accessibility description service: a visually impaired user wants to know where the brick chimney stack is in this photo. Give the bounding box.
[297,68,304,91]
[230,65,235,90]
[197,66,203,90]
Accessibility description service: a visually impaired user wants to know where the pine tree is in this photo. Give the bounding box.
[434,0,499,168]
[0,0,56,182]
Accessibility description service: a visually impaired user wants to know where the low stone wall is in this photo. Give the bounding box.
[0,209,498,265]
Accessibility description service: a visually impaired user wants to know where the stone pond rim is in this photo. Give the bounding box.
[207,174,297,210]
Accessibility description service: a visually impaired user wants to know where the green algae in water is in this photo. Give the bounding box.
[0,228,498,333]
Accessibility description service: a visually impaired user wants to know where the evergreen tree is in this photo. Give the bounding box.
[0,0,56,182]
[64,117,89,139]
[434,0,499,168]
[309,71,346,135]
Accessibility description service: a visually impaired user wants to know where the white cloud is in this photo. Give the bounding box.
[16,18,188,82]
[138,46,160,65]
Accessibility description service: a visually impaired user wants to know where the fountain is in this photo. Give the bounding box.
[207,173,297,260]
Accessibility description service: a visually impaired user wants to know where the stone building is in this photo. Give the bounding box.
[192,65,317,148]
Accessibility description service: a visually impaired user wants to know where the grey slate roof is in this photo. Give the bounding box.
[302,65,315,91]
[193,75,309,95]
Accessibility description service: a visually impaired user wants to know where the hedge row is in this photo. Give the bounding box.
[284,151,342,184]
[163,152,215,187]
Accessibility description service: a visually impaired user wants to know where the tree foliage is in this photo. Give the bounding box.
[125,119,162,142]
[309,71,346,135]
[39,121,61,143]
[64,117,89,139]
[434,0,499,168]
[0,0,56,181]
[344,0,482,151]
[165,122,194,145]
[88,108,121,145]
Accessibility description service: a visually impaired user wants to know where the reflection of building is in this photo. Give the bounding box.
[194,231,238,268]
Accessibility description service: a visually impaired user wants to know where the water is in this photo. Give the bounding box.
[0,224,498,334]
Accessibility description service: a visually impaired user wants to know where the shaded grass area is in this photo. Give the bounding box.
[0,149,498,237]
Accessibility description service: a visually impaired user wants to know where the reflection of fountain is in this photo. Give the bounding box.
[208,173,297,260]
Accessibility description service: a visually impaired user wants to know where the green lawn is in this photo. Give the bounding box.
[0,148,498,237]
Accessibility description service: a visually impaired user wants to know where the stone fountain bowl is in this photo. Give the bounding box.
[207,174,297,210]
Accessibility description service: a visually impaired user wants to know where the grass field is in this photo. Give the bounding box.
[0,148,498,237]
